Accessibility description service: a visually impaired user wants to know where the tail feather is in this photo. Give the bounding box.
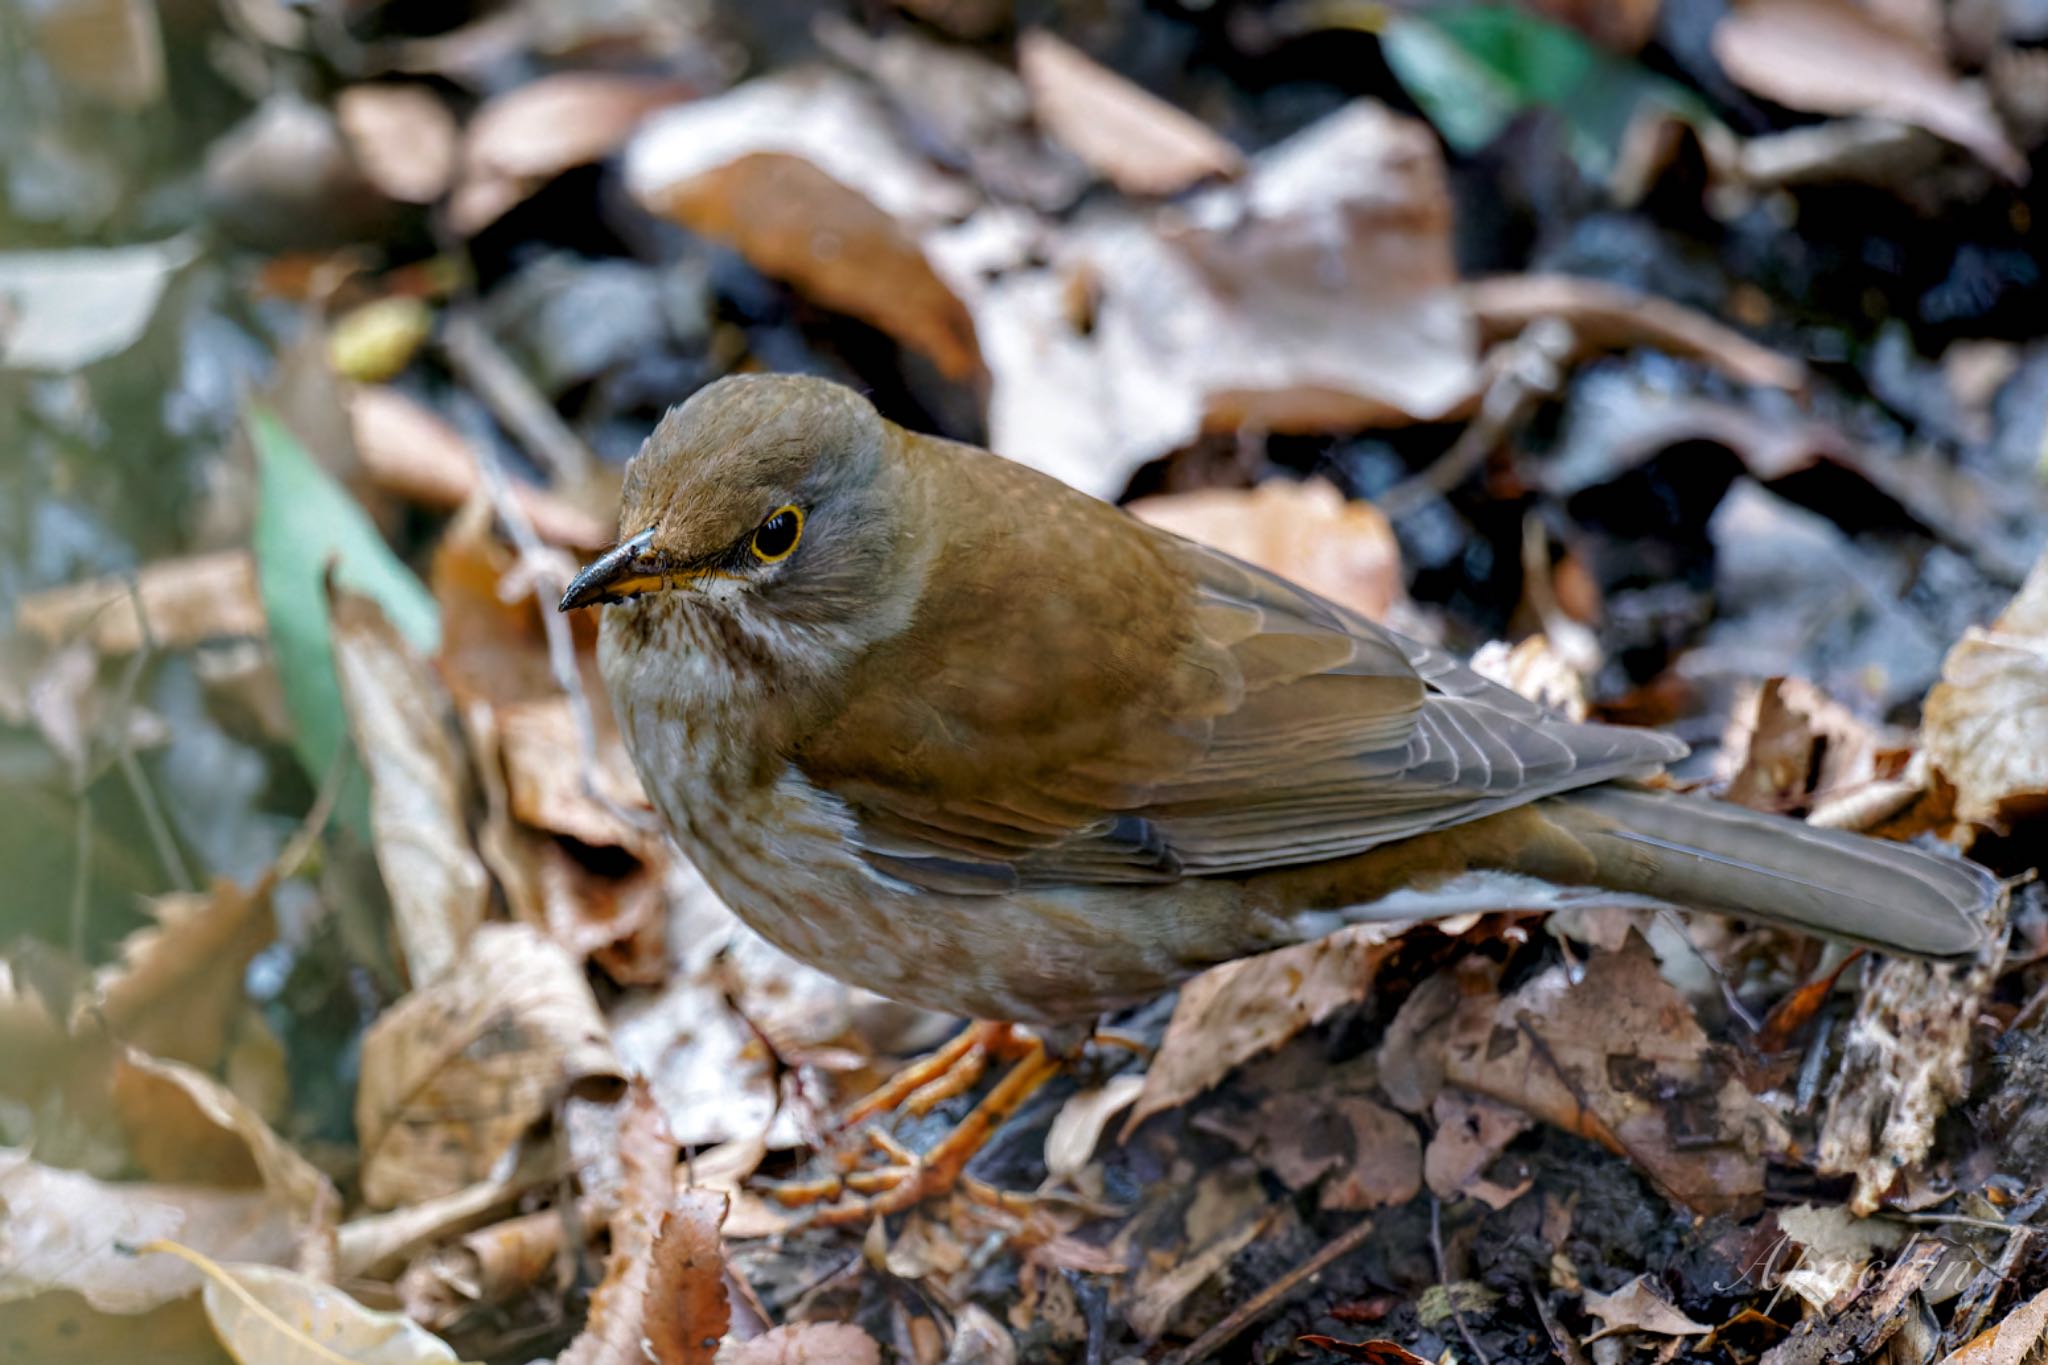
[1541,785,1997,958]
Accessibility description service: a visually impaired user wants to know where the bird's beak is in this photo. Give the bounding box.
[558,529,669,610]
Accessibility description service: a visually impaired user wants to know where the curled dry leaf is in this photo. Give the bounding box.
[1122,922,1409,1138]
[111,1049,332,1217]
[356,923,621,1208]
[451,72,691,234]
[1441,934,1786,1215]
[0,1153,294,1313]
[1016,30,1242,196]
[86,878,275,1070]
[334,83,459,205]
[13,549,265,655]
[1129,479,1404,622]
[1922,550,2048,832]
[329,583,488,986]
[1043,1074,1146,1179]
[1466,274,1807,392]
[1722,676,1889,816]
[1712,0,2026,180]
[396,1206,565,1331]
[144,1241,458,1363]
[718,1322,883,1365]
[1583,1275,1711,1339]
[627,69,982,380]
[1942,1286,2048,1365]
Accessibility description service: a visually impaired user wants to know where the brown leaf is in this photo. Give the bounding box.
[111,1049,332,1217]
[393,1206,566,1331]
[89,879,275,1070]
[1016,30,1242,195]
[1583,1275,1712,1338]
[356,923,621,1208]
[335,83,458,205]
[14,550,265,655]
[1296,1338,1429,1364]
[1941,1286,2048,1365]
[451,73,690,234]
[1713,0,2025,180]
[1922,550,2048,832]
[1441,934,1786,1215]
[1422,1091,1532,1210]
[627,70,981,380]
[1129,479,1404,622]
[642,1193,733,1365]
[1202,1088,1421,1212]
[1723,676,1889,816]
[1467,273,1807,392]
[718,1322,883,1365]
[0,1153,294,1313]
[329,583,489,986]
[1122,923,1409,1137]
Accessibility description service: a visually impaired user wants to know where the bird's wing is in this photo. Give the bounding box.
[796,458,1681,894]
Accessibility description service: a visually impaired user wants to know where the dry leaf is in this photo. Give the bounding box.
[1129,479,1403,622]
[1941,1286,2048,1364]
[1922,550,2048,832]
[338,1149,558,1281]
[1723,676,1888,816]
[627,69,982,380]
[112,1049,332,1217]
[1713,0,2025,180]
[14,550,265,655]
[1466,274,1807,392]
[87,879,275,1070]
[1126,1169,1274,1339]
[1468,636,1590,722]
[349,387,610,549]
[335,84,458,205]
[642,1194,733,1365]
[1441,934,1786,1215]
[144,1241,458,1363]
[0,1153,293,1313]
[356,923,620,1208]
[1016,30,1242,195]
[716,1323,883,1365]
[1583,1275,1711,1338]
[451,72,689,234]
[1773,1204,1906,1310]
[330,584,489,985]
[1423,1091,1533,1210]
[1123,923,1409,1137]
[1044,1074,1145,1179]
[396,1207,566,1331]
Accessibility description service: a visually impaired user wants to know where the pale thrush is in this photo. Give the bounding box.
[562,374,1995,1026]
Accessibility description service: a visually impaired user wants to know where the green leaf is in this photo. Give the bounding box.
[248,406,438,804]
[1381,5,1709,173]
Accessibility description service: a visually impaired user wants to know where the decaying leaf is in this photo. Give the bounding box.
[13,550,265,655]
[1922,550,2048,832]
[1583,1275,1711,1339]
[1943,1286,2048,1365]
[1199,1088,1422,1213]
[718,1322,883,1365]
[111,1050,332,1218]
[451,72,690,234]
[87,879,275,1070]
[0,1153,294,1313]
[1129,479,1404,623]
[1016,30,1242,196]
[356,923,621,1208]
[329,584,489,985]
[1440,934,1786,1214]
[1423,1091,1533,1210]
[1723,676,1890,816]
[627,68,982,380]
[144,1241,458,1363]
[1773,1203,1907,1310]
[1126,1166,1275,1340]
[1123,922,1410,1138]
[1712,0,2025,180]
[641,1194,732,1365]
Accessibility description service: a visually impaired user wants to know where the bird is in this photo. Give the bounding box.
[561,373,1995,1213]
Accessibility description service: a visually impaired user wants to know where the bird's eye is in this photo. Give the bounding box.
[751,505,803,563]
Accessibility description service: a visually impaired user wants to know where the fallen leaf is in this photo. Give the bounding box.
[335,84,458,205]
[1295,1338,1429,1364]
[1123,922,1410,1137]
[0,1293,225,1364]
[1723,676,1889,816]
[349,387,611,549]
[1044,1074,1146,1179]
[1713,0,2025,180]
[395,1206,566,1331]
[626,69,981,380]
[0,1153,293,1313]
[1423,1091,1533,1210]
[641,1194,732,1365]
[87,879,276,1070]
[1200,1088,1421,1212]
[1466,273,1807,392]
[1942,1286,2048,1364]
[329,583,489,985]
[112,1050,332,1218]
[1773,1204,1906,1310]
[717,1322,883,1365]
[1016,30,1242,196]
[1584,1275,1711,1338]
[451,73,691,234]
[0,238,197,371]
[13,550,265,655]
[1441,934,1786,1215]
[1126,1180,1274,1339]
[356,923,621,1208]
[1922,550,2048,832]
[1468,635,1590,722]
[143,1241,458,1363]
[1129,479,1404,623]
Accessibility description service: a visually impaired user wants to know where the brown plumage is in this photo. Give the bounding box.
[563,374,1995,1024]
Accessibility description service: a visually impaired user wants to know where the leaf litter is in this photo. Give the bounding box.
[5,0,2048,1361]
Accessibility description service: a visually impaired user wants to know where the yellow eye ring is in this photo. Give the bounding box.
[751,505,803,563]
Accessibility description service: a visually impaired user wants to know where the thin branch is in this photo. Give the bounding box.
[1431,1195,1490,1365]
[1169,1215,1377,1365]
[440,310,596,490]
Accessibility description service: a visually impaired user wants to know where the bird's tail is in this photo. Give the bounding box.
[1538,785,1997,958]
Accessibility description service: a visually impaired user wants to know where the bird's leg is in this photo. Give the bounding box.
[834,1020,1017,1132]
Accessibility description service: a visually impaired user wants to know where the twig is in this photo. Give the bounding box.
[1431,1196,1490,1365]
[458,378,657,836]
[114,576,195,894]
[1168,1215,1377,1365]
[1528,1276,1591,1365]
[440,310,596,489]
